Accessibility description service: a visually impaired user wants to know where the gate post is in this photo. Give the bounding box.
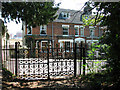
[83,47,86,75]
[47,47,50,80]
[74,43,77,77]
[80,42,83,75]
[15,42,18,76]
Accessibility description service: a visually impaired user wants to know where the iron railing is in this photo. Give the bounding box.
[2,42,107,80]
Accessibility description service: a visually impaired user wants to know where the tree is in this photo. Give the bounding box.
[0,2,58,72]
[84,1,120,86]
[2,21,9,39]
[2,2,59,27]
[82,15,103,26]
[97,2,120,85]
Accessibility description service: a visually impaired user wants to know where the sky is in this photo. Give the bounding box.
[5,0,89,36]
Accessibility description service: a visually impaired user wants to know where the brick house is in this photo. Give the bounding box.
[22,8,103,51]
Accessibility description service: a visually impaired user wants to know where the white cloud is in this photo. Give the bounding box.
[55,0,89,10]
[5,21,22,35]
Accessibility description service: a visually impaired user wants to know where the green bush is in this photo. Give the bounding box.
[2,67,14,81]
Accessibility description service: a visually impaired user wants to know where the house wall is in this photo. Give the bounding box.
[47,22,100,37]
[84,26,90,37]
[25,22,101,49]
[32,26,40,35]
[25,22,100,37]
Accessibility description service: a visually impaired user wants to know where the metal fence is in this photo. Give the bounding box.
[2,42,107,80]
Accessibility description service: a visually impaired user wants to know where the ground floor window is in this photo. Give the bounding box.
[65,42,70,51]
[41,41,48,51]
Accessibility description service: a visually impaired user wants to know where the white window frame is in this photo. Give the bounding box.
[65,41,70,52]
[60,42,63,48]
[27,26,32,35]
[89,26,95,37]
[58,39,73,51]
[62,25,69,36]
[36,41,39,48]
[80,26,84,36]
[41,41,48,50]
[40,25,47,35]
[74,25,79,36]
[61,12,70,18]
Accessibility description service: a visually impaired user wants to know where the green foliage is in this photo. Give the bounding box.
[87,43,98,59]
[82,15,103,26]
[24,36,36,58]
[1,21,10,39]
[25,35,35,48]
[2,21,5,36]
[84,2,120,86]
[2,67,14,81]
[97,2,120,85]
[80,71,116,89]
[2,2,59,27]
[87,43,110,60]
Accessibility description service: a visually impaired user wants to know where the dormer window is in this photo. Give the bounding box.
[59,12,70,19]
[40,25,47,35]
[61,12,69,18]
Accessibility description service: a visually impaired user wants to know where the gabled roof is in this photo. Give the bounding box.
[53,8,84,24]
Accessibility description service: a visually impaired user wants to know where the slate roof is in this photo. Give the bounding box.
[53,8,84,24]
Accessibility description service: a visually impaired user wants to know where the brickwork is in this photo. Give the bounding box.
[84,26,90,37]
[25,22,102,49]
[25,23,100,37]
[32,26,40,35]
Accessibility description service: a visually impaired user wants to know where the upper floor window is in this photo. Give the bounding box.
[89,26,95,37]
[62,25,69,35]
[27,26,32,35]
[58,12,70,19]
[74,25,79,35]
[80,26,84,36]
[40,25,47,35]
[62,12,70,18]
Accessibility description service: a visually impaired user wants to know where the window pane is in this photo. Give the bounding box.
[40,25,46,35]
[75,27,78,35]
[41,30,46,34]
[63,32,68,35]
[65,42,70,51]
[63,26,69,35]
[90,29,95,36]
[42,42,47,51]
[80,28,84,36]
[61,12,70,18]
[27,27,32,34]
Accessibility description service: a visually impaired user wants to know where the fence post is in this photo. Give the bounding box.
[74,43,77,77]
[80,42,83,75]
[47,47,50,80]
[65,42,66,58]
[57,47,58,58]
[83,47,86,75]
[15,42,18,76]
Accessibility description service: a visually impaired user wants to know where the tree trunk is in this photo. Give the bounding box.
[0,2,2,90]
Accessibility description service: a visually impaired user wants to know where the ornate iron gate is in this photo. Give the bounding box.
[17,43,78,80]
